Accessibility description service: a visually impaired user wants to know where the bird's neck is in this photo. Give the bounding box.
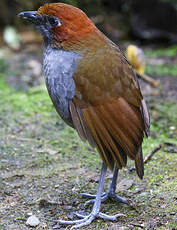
[52,29,108,54]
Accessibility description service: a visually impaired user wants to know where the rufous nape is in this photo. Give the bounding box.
[18,3,150,229]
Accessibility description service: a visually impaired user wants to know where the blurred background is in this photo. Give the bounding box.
[1,0,177,43]
[0,1,177,229]
[0,0,177,90]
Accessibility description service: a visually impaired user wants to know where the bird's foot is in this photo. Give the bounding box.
[81,190,129,206]
[59,211,125,229]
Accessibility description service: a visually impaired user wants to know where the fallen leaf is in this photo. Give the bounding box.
[117,179,134,191]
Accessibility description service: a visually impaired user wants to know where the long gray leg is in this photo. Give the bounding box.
[106,166,128,203]
[58,163,124,229]
[82,165,128,205]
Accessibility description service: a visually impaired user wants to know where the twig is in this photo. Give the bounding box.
[144,144,162,164]
[139,73,160,87]
[8,135,35,142]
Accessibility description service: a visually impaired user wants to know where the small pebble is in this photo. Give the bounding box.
[65,205,72,210]
[170,212,176,215]
[139,192,148,197]
[26,215,40,227]
[27,212,33,216]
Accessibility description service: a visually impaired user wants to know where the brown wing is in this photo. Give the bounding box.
[69,41,150,179]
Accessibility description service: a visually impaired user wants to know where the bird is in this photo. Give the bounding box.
[126,44,159,87]
[18,3,150,229]
[126,45,145,75]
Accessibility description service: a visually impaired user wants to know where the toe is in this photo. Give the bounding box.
[58,219,81,225]
[98,212,126,221]
[70,216,95,229]
[111,193,129,204]
[80,193,96,198]
[75,213,86,219]
[84,199,95,206]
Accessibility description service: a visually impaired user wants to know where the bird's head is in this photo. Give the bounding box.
[18,3,98,51]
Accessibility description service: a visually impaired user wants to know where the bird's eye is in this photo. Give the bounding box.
[48,16,61,27]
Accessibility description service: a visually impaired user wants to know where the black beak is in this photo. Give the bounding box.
[18,11,38,23]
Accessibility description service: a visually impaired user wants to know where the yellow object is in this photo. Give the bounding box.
[126,45,145,74]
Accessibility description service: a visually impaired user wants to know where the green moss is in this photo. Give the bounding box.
[0,58,7,73]
[0,75,53,118]
[144,45,177,77]
[0,74,10,93]
[146,64,177,76]
[145,45,177,58]
[151,102,177,141]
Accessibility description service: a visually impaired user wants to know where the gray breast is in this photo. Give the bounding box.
[43,45,81,127]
